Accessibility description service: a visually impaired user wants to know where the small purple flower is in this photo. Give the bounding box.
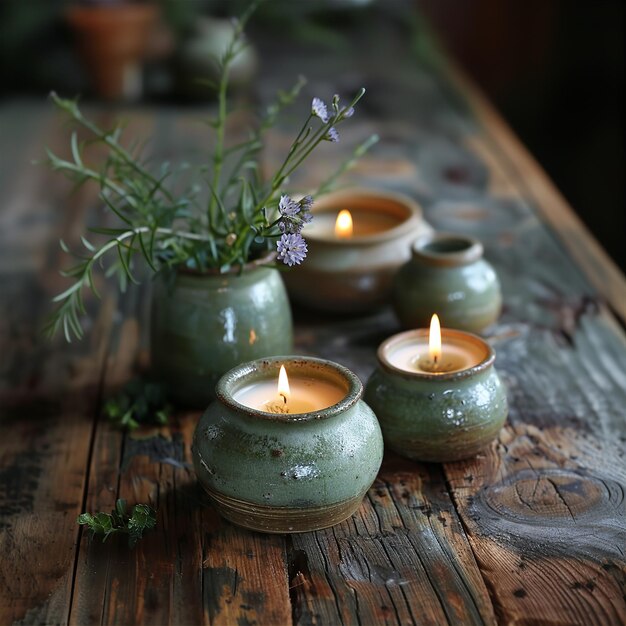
[341,106,355,118]
[298,195,314,224]
[324,127,340,143]
[311,97,329,123]
[276,233,308,266]
[299,195,313,211]
[277,194,315,234]
[278,194,300,217]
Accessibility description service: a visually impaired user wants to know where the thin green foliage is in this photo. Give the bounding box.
[44,4,376,341]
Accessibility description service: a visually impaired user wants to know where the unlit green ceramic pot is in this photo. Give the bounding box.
[392,232,501,332]
[364,329,508,462]
[192,357,384,533]
[151,257,293,407]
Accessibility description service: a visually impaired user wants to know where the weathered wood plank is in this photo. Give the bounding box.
[0,108,114,626]
[201,511,291,626]
[289,453,497,626]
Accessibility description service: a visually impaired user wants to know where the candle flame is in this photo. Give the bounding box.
[277,365,290,403]
[334,210,353,238]
[429,314,442,364]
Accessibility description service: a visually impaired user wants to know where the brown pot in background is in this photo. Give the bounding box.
[66,3,159,101]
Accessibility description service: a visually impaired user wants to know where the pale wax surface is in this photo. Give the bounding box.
[234,377,346,414]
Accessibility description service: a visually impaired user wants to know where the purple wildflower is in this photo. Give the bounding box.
[277,194,315,234]
[298,195,314,224]
[325,127,340,143]
[276,233,308,266]
[278,194,300,217]
[341,106,355,118]
[299,195,313,211]
[311,97,329,123]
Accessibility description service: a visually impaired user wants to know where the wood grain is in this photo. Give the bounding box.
[0,108,112,625]
[289,455,496,626]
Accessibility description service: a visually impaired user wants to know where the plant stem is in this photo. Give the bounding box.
[270,113,313,188]
[208,62,230,225]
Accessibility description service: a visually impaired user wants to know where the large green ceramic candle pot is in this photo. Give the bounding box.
[392,232,501,332]
[364,329,507,462]
[192,356,384,533]
[151,257,293,407]
[283,188,432,313]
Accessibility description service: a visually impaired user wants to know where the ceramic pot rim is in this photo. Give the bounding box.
[377,328,495,381]
[175,251,277,278]
[305,188,424,246]
[411,232,483,267]
[216,356,363,422]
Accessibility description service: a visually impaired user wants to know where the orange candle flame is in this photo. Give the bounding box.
[277,365,290,404]
[334,210,353,238]
[429,314,442,365]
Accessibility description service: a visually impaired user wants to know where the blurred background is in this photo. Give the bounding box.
[1,0,623,270]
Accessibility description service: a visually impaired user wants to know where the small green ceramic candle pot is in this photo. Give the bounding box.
[392,232,501,333]
[192,356,384,533]
[364,329,508,462]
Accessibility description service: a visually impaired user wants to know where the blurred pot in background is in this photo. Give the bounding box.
[66,1,160,101]
[176,16,257,99]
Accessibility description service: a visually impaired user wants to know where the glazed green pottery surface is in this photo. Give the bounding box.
[393,232,501,332]
[365,331,508,462]
[151,263,293,407]
[192,357,384,533]
[284,188,432,313]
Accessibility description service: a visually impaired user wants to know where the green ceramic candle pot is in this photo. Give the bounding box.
[364,329,508,462]
[392,232,501,332]
[151,257,293,407]
[283,188,432,313]
[192,356,384,533]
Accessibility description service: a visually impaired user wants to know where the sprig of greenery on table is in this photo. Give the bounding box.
[104,379,172,431]
[78,499,156,548]
[43,2,376,342]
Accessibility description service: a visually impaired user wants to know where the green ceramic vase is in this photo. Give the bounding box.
[151,258,293,407]
[364,330,508,462]
[392,232,501,332]
[192,357,384,533]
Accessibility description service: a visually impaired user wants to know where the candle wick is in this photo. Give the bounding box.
[279,393,287,405]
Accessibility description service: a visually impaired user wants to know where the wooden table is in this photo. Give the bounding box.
[2,8,625,625]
